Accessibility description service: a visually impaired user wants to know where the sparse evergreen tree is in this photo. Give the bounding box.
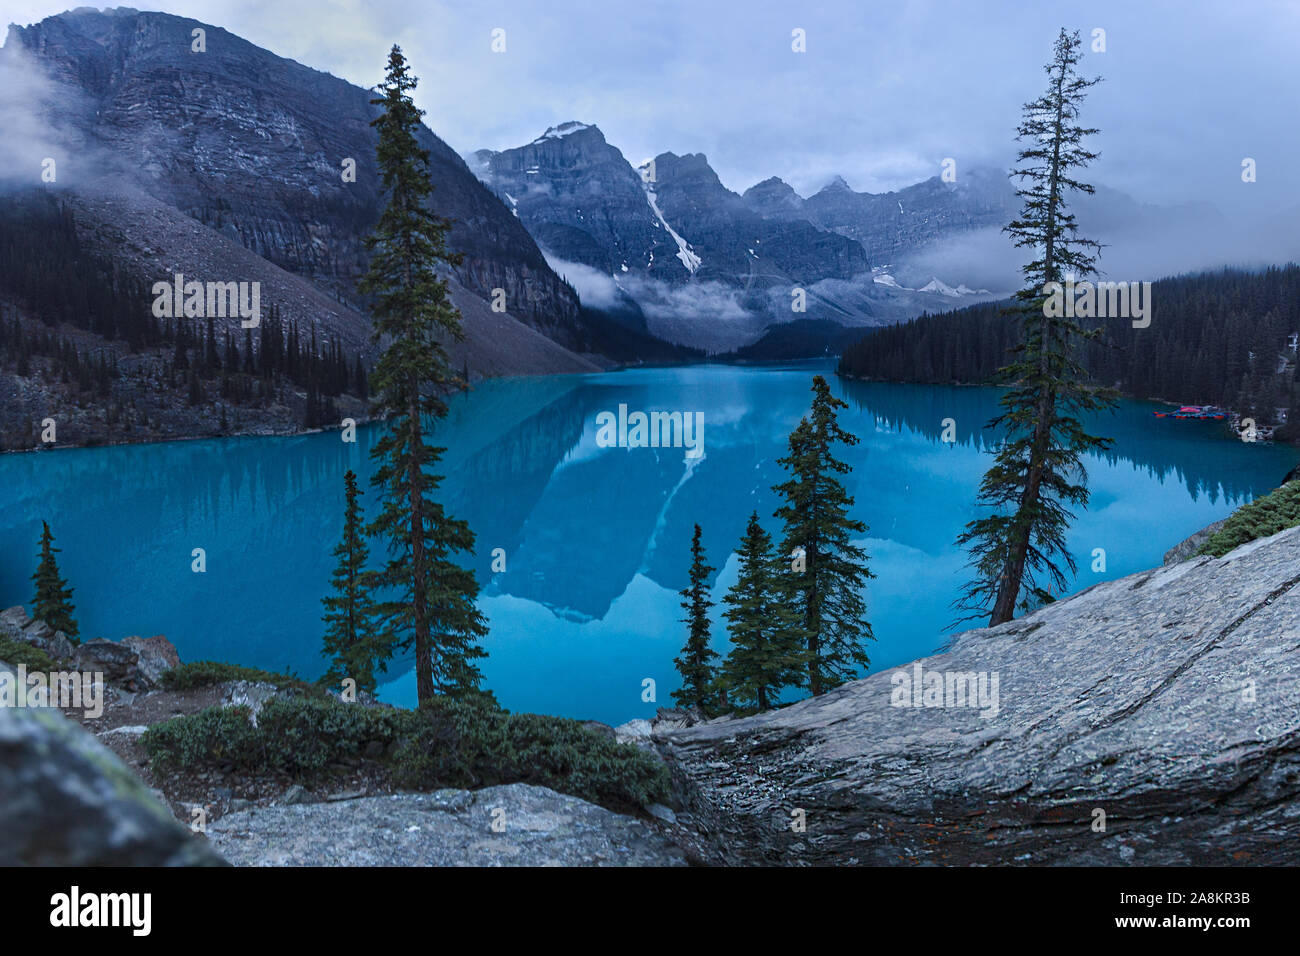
[773,375,874,696]
[321,471,382,693]
[31,520,78,642]
[955,29,1115,626]
[673,523,719,711]
[360,46,487,702]
[720,512,805,712]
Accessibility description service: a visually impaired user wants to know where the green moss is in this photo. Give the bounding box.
[0,636,58,672]
[159,660,324,696]
[143,694,669,813]
[1196,480,1300,558]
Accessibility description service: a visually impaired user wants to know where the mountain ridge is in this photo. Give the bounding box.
[2,7,597,351]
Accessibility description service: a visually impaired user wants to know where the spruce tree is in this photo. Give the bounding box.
[673,523,719,712]
[720,512,805,712]
[773,375,874,696]
[360,46,487,702]
[955,29,1115,626]
[31,520,78,642]
[321,471,382,693]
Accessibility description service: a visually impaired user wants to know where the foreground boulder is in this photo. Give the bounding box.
[205,783,688,866]
[0,664,225,865]
[659,525,1300,866]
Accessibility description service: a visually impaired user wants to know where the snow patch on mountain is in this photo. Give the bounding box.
[918,277,962,296]
[873,270,989,296]
[530,121,592,144]
[638,160,701,275]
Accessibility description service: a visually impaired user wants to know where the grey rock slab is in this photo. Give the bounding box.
[658,526,1300,866]
[1163,517,1228,564]
[206,783,688,867]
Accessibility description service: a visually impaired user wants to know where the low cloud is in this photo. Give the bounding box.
[0,41,132,195]
[544,251,763,352]
[0,45,67,190]
[542,253,623,310]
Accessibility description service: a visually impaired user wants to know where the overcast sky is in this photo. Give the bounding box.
[5,0,1299,218]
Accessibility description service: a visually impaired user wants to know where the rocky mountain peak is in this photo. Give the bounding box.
[651,151,723,188]
[530,121,600,144]
[741,176,804,216]
[819,174,855,194]
[5,7,585,346]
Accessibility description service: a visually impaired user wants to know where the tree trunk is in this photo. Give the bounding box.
[409,382,432,703]
[402,224,433,704]
[989,388,1056,625]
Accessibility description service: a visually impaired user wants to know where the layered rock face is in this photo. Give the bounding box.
[658,525,1300,865]
[649,151,869,287]
[745,167,1020,264]
[473,123,673,280]
[475,124,1019,290]
[474,125,868,288]
[473,124,1021,351]
[4,8,583,346]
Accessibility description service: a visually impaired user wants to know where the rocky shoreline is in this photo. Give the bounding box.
[0,608,695,865]
[4,512,1300,866]
[654,523,1300,866]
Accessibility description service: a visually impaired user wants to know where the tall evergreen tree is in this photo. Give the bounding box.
[321,471,382,693]
[774,376,874,696]
[673,523,719,712]
[955,29,1115,626]
[31,520,78,642]
[360,46,487,702]
[720,512,805,712]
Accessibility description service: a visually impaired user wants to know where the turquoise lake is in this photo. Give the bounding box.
[2,361,1296,725]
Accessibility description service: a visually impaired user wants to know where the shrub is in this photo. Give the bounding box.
[0,636,58,672]
[143,693,670,812]
[254,696,410,776]
[1197,481,1300,558]
[160,660,322,696]
[392,697,670,811]
[390,695,515,790]
[500,712,671,811]
[143,705,260,771]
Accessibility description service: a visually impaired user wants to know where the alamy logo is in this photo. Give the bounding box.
[595,404,704,459]
[151,273,261,328]
[50,886,151,936]
[1043,278,1152,328]
[890,662,1000,719]
[0,664,103,718]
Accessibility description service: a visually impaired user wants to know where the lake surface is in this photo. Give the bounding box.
[1,361,1296,725]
